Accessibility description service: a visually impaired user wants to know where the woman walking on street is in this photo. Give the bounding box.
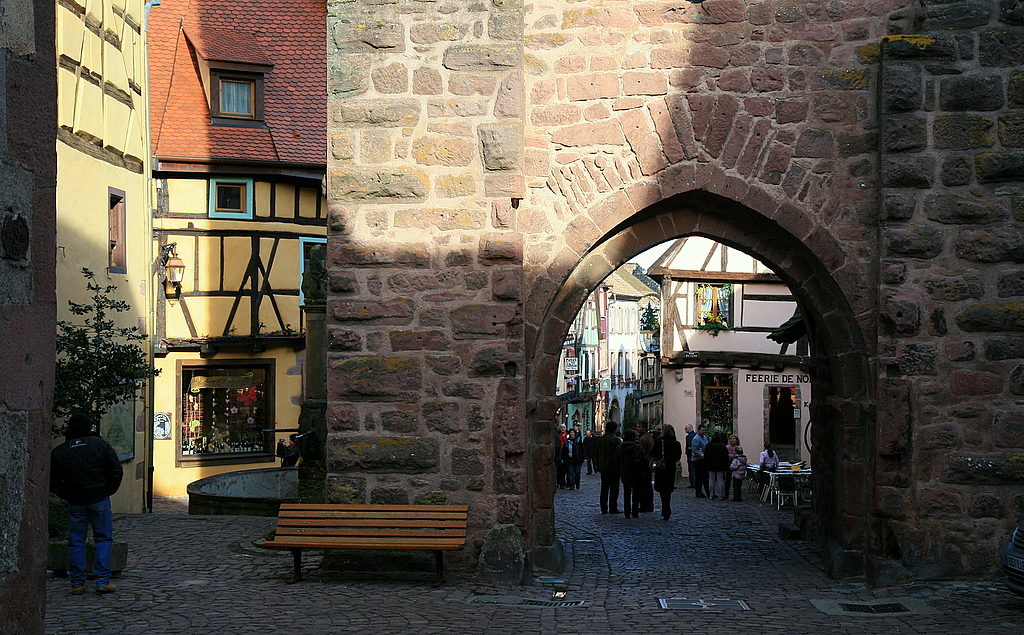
[652,424,683,520]
[705,432,731,500]
[562,428,585,489]
[730,446,748,502]
[724,434,740,500]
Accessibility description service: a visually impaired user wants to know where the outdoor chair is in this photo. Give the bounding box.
[773,475,798,509]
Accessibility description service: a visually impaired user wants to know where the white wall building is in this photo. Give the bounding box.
[650,237,811,464]
[603,266,660,427]
[555,264,662,433]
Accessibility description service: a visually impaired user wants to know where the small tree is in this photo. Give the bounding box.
[53,268,160,436]
[640,303,660,332]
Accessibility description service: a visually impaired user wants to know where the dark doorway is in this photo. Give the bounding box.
[768,386,797,460]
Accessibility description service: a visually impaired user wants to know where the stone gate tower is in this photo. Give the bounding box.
[326,0,1024,582]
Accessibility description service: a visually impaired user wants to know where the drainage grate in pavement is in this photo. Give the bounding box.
[659,598,750,611]
[465,595,591,608]
[521,599,590,607]
[838,602,908,614]
[811,598,933,616]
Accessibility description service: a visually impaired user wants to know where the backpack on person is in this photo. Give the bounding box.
[632,444,648,470]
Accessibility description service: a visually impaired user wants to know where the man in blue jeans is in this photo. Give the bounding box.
[50,413,123,594]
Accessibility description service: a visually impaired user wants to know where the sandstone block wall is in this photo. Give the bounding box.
[326,0,528,560]
[326,0,1024,580]
[873,6,1024,579]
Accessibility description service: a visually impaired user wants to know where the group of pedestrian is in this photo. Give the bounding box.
[558,418,778,519]
[589,421,683,521]
[679,421,774,501]
[555,424,600,490]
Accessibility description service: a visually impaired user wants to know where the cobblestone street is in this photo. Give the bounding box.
[46,473,1024,634]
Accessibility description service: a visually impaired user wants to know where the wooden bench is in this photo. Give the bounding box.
[263,503,469,584]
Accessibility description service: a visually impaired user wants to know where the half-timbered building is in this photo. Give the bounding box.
[148,0,326,496]
[649,238,811,465]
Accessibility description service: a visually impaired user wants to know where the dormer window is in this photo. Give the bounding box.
[209,71,264,124]
[219,78,254,118]
[184,27,273,128]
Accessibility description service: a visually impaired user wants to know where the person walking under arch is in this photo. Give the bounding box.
[683,424,696,489]
[691,424,710,498]
[563,428,585,489]
[637,421,655,513]
[615,429,648,519]
[652,424,683,520]
[595,422,621,514]
[582,428,598,475]
[706,432,731,500]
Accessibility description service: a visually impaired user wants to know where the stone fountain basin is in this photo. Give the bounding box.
[187,467,299,516]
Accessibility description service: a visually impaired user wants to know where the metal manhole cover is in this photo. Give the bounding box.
[465,595,591,608]
[839,602,908,614]
[660,598,750,611]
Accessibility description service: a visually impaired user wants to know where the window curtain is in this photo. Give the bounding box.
[221,80,252,115]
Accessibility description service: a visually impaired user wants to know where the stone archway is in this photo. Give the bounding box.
[526,189,874,577]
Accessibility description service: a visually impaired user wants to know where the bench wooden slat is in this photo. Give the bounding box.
[279,510,467,521]
[275,527,466,538]
[265,536,466,549]
[276,518,468,529]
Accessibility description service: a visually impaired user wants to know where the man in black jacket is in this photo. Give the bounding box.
[50,413,123,594]
[594,421,621,514]
[582,428,598,475]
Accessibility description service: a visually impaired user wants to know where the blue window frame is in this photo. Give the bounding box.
[208,178,254,219]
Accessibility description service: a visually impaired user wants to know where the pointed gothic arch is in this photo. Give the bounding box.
[526,189,874,577]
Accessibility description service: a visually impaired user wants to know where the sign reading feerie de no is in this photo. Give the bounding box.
[744,373,810,384]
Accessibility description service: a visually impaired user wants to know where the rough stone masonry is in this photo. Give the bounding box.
[325,0,1024,583]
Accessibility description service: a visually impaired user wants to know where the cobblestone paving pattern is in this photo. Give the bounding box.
[46,474,1024,634]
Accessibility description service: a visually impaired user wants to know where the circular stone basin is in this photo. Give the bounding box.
[187,467,299,516]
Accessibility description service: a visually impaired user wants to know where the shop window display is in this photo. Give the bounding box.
[700,372,734,433]
[180,364,271,457]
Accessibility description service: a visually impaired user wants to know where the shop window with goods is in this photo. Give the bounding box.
[179,363,272,460]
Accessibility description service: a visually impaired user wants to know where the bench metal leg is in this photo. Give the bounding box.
[434,551,444,586]
[288,548,303,583]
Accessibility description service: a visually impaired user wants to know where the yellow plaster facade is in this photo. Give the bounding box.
[151,176,326,497]
[55,0,153,513]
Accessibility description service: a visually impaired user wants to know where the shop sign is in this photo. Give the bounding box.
[743,373,810,384]
[189,375,253,391]
[564,357,578,371]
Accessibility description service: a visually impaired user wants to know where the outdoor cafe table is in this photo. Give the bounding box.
[747,465,812,503]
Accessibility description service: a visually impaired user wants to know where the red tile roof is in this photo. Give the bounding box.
[149,0,326,167]
[184,27,275,68]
